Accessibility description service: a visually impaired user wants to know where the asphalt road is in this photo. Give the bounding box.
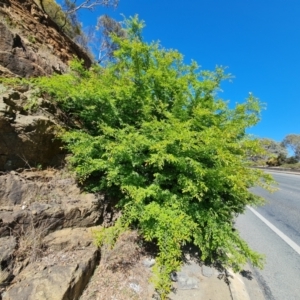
[235,171,300,300]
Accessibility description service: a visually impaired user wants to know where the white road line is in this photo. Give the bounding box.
[247,206,300,255]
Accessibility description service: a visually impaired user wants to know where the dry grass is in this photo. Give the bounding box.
[81,231,155,300]
[13,214,54,263]
[280,162,300,170]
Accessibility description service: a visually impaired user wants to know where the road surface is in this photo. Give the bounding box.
[235,171,300,300]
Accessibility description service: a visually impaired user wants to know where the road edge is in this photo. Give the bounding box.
[228,264,265,300]
[253,166,300,175]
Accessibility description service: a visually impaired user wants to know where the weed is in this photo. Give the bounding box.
[13,213,65,263]
[27,35,36,44]
[24,96,39,112]
[14,215,47,263]
[0,15,17,28]
[36,163,42,170]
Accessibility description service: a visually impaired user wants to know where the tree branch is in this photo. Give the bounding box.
[65,0,119,15]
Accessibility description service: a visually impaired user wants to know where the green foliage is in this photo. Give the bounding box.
[0,77,30,87]
[27,35,36,44]
[24,96,39,112]
[93,218,128,248]
[284,156,299,164]
[33,17,273,299]
[250,138,287,166]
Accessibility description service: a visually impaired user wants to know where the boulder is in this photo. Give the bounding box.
[0,170,113,238]
[0,168,117,299]
[2,228,100,300]
[0,86,66,171]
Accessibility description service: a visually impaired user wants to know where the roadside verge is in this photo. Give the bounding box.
[229,263,265,300]
[252,166,300,175]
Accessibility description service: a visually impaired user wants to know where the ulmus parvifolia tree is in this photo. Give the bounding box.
[35,16,273,298]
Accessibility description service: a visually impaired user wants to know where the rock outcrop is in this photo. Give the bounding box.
[0,236,16,286]
[0,1,122,298]
[2,228,100,300]
[0,169,117,299]
[2,227,100,300]
[0,84,66,171]
[0,0,92,78]
[0,169,115,237]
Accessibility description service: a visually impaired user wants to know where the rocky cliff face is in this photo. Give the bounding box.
[0,82,111,298]
[0,84,66,171]
[0,1,115,298]
[0,168,117,299]
[0,0,92,78]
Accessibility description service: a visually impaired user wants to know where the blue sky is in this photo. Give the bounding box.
[75,0,300,142]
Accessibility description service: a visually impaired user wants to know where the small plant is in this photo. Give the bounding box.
[27,35,36,44]
[24,95,39,112]
[14,215,47,263]
[1,15,17,28]
[36,163,43,170]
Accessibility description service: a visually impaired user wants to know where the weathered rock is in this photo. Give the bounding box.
[0,227,100,299]
[202,265,214,277]
[2,247,99,300]
[43,227,96,251]
[0,236,16,286]
[0,167,117,299]
[0,169,116,238]
[142,258,155,268]
[2,227,100,300]
[0,86,66,171]
[0,0,92,78]
[0,65,17,78]
[0,1,119,298]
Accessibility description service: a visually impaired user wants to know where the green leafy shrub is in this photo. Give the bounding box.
[34,16,273,299]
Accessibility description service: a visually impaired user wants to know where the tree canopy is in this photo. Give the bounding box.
[282,134,300,161]
[95,14,126,63]
[33,16,274,298]
[249,138,287,166]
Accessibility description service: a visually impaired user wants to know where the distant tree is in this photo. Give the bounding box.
[282,134,300,161]
[260,138,287,157]
[95,15,126,63]
[285,156,299,164]
[250,138,287,165]
[266,153,286,167]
